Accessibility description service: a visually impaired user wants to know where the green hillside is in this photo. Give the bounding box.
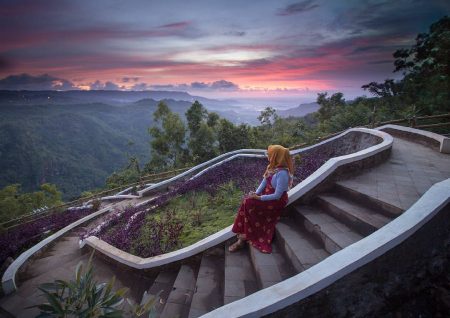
[0,99,192,199]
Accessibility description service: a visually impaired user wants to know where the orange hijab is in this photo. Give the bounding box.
[263,145,294,180]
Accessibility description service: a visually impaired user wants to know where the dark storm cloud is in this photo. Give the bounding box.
[210,80,239,90]
[277,0,319,16]
[191,82,209,89]
[122,77,139,83]
[330,0,445,35]
[224,31,246,37]
[0,56,14,71]
[89,80,120,90]
[130,80,240,92]
[0,73,77,90]
[159,21,191,29]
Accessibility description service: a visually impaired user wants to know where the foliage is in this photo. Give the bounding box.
[0,206,93,268]
[106,156,141,189]
[216,118,253,152]
[146,101,187,172]
[91,199,102,212]
[136,181,243,255]
[0,183,63,223]
[83,153,328,258]
[257,106,278,126]
[186,100,208,134]
[364,16,450,116]
[186,101,219,164]
[0,101,155,200]
[32,251,159,317]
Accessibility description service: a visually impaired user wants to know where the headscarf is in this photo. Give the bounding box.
[263,145,294,187]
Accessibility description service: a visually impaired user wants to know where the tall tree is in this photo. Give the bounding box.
[217,119,253,152]
[364,16,450,115]
[316,92,346,122]
[257,107,278,127]
[186,101,208,134]
[147,101,186,172]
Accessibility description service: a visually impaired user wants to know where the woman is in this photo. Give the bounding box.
[229,145,294,253]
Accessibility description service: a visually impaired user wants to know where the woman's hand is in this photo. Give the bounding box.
[249,193,261,200]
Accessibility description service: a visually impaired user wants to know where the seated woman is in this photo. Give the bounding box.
[229,145,294,253]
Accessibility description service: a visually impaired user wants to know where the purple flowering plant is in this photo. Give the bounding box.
[0,207,93,269]
[84,153,328,258]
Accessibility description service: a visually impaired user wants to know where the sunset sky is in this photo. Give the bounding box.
[0,0,449,102]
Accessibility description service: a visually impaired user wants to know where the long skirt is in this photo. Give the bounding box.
[231,193,287,253]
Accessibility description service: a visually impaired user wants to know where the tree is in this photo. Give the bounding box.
[147,101,186,172]
[186,100,208,134]
[0,183,63,223]
[316,92,346,122]
[217,119,253,152]
[363,16,450,115]
[257,107,278,127]
[207,112,220,128]
[189,123,218,163]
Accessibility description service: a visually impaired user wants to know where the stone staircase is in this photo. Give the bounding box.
[139,181,400,318]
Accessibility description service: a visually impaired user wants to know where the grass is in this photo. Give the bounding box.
[132,181,246,254]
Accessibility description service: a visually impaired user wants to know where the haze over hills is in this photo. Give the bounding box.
[0,90,319,199]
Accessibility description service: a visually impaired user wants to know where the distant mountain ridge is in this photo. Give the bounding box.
[0,90,319,199]
[277,102,320,118]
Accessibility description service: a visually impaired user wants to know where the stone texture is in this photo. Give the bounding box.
[224,242,258,304]
[293,205,363,254]
[249,241,296,289]
[160,264,197,318]
[267,203,450,318]
[338,137,450,211]
[188,252,224,318]
[316,194,391,236]
[276,221,330,272]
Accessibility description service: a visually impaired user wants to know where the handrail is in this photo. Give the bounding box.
[0,167,193,231]
[82,128,392,270]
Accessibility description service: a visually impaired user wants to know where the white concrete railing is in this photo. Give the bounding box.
[1,127,389,295]
[137,149,265,197]
[202,177,450,317]
[2,206,112,294]
[377,124,450,153]
[82,128,391,270]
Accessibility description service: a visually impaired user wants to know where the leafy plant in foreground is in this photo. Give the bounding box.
[32,251,159,317]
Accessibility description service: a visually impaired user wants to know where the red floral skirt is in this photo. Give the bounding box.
[231,191,288,253]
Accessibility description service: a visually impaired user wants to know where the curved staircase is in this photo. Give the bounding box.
[134,181,398,318]
[1,126,449,317]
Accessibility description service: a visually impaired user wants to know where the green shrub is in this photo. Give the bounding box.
[31,251,159,317]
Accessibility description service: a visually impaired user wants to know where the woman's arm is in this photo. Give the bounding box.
[255,178,267,195]
[260,170,289,201]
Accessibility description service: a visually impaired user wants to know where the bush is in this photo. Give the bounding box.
[32,251,159,317]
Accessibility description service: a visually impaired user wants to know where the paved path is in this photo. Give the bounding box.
[1,135,449,317]
[0,197,155,318]
[338,137,450,211]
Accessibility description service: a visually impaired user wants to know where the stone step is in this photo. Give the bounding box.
[316,194,392,236]
[188,249,224,318]
[334,182,403,218]
[275,220,330,272]
[292,205,364,254]
[160,264,197,318]
[141,270,178,317]
[249,238,296,289]
[24,249,88,279]
[223,241,258,305]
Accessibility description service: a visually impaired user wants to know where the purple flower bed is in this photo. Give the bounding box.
[0,207,93,268]
[83,153,329,258]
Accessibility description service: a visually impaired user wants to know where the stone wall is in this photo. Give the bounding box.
[267,203,450,317]
[381,128,441,151]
